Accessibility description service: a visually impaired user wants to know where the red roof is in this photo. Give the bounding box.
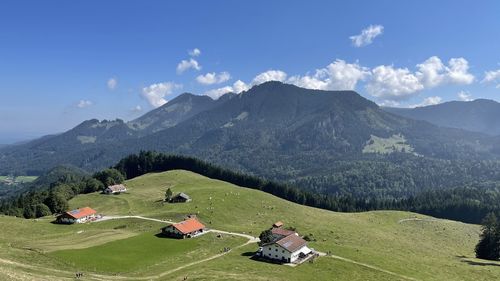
[171,218,205,234]
[64,207,97,219]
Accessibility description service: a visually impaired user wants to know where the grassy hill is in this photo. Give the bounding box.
[0,170,499,280]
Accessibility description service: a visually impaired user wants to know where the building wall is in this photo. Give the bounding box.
[262,243,292,262]
[261,244,312,263]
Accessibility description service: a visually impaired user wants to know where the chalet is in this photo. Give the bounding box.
[170,192,191,203]
[259,223,312,263]
[56,207,97,224]
[161,217,205,238]
[260,233,312,263]
[103,184,127,194]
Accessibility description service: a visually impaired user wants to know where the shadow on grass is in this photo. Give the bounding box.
[241,251,255,257]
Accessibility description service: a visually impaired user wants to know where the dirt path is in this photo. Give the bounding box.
[0,215,417,280]
[323,254,419,281]
[397,218,440,224]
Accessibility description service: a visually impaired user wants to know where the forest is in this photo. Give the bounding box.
[1,151,499,224]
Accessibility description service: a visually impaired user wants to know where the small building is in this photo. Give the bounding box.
[103,184,127,194]
[170,192,191,203]
[273,221,284,228]
[260,232,312,263]
[161,217,205,238]
[56,207,97,224]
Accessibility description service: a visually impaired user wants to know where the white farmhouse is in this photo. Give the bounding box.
[261,231,312,263]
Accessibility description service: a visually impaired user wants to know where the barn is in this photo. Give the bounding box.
[161,217,206,238]
[169,192,192,203]
[103,184,127,194]
[56,207,97,224]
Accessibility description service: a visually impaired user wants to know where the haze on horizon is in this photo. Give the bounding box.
[1,0,500,144]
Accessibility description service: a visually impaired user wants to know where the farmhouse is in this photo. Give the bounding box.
[161,217,205,238]
[170,192,191,203]
[56,207,97,224]
[103,184,127,194]
[259,224,312,264]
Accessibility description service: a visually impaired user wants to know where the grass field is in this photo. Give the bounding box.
[0,170,499,280]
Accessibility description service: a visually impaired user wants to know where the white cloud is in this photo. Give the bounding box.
[416,56,446,87]
[107,78,117,90]
[132,105,142,112]
[176,58,201,74]
[457,91,473,101]
[416,56,474,88]
[447,58,474,84]
[410,96,442,108]
[366,65,424,100]
[189,48,201,57]
[142,82,182,107]
[252,70,288,85]
[288,60,369,91]
[350,25,384,47]
[232,80,249,93]
[204,80,249,99]
[205,86,234,99]
[77,100,92,108]
[367,56,474,103]
[196,72,231,85]
[482,69,500,88]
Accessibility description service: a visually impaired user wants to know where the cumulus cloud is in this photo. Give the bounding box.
[204,80,249,99]
[457,91,473,101]
[196,72,231,85]
[447,58,474,84]
[366,65,424,100]
[107,78,117,90]
[77,100,93,108]
[176,58,201,74]
[482,69,500,88]
[288,60,369,90]
[252,70,288,85]
[367,56,474,102]
[188,48,201,57]
[142,82,182,107]
[350,25,384,47]
[410,96,442,108]
[416,56,474,88]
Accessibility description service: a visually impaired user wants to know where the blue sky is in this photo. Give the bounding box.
[1,0,500,143]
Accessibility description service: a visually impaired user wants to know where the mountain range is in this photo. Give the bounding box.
[384,99,500,136]
[2,81,500,198]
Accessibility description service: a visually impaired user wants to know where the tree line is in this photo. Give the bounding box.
[1,151,499,224]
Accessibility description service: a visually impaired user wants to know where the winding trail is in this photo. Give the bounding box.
[323,254,420,281]
[0,215,417,280]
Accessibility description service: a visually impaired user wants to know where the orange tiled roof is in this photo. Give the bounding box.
[65,207,97,219]
[172,218,205,234]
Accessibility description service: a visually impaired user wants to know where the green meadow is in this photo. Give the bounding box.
[0,170,499,280]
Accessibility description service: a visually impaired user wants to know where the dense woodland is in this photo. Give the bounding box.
[475,213,500,261]
[1,151,499,224]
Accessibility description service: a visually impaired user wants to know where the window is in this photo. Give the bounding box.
[282,250,285,253]
[275,255,278,257]
[268,247,271,250]
[275,249,278,252]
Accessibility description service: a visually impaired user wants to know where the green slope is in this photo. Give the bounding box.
[0,170,499,280]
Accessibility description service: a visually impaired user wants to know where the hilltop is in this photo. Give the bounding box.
[0,170,499,280]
